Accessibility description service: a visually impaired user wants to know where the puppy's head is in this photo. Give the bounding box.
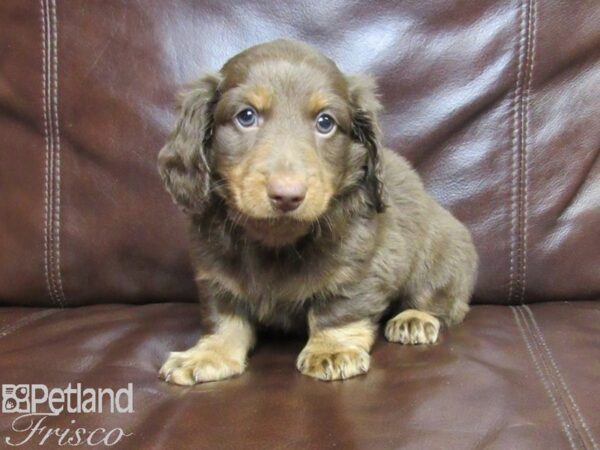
[159,39,384,246]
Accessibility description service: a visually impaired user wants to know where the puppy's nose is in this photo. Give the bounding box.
[267,175,307,212]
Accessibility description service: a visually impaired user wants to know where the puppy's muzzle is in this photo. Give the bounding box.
[267,174,307,213]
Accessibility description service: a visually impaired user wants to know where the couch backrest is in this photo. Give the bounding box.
[1,0,599,307]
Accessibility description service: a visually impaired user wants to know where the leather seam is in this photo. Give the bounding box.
[0,310,60,340]
[41,0,58,306]
[519,0,536,303]
[524,306,598,450]
[50,0,67,307]
[509,0,527,304]
[511,306,577,449]
[518,306,587,449]
[41,0,66,307]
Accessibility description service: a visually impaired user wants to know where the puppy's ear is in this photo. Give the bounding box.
[347,74,386,213]
[158,73,222,213]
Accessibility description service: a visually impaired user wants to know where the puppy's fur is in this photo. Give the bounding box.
[158,40,478,383]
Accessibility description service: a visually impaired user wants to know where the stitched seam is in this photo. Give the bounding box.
[41,0,58,305]
[513,0,531,303]
[518,306,587,449]
[44,0,61,305]
[47,0,60,305]
[524,306,598,450]
[46,0,60,304]
[511,306,577,449]
[0,310,60,340]
[40,0,52,304]
[519,307,589,449]
[519,0,536,303]
[509,0,527,304]
[50,0,66,307]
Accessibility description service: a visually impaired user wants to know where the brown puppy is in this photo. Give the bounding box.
[158,39,478,383]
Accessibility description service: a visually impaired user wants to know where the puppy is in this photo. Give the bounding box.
[158,39,478,383]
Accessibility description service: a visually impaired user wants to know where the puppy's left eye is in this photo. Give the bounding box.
[315,113,336,135]
[236,107,258,128]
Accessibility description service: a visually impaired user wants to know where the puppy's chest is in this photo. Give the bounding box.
[198,250,357,322]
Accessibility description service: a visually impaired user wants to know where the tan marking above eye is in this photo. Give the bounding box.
[308,91,330,115]
[244,86,272,111]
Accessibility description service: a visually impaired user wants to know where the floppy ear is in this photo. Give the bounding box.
[158,73,222,213]
[347,74,386,213]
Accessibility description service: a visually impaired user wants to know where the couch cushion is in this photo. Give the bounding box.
[2,1,600,307]
[0,302,597,449]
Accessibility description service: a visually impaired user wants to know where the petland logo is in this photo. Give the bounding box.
[1,384,133,447]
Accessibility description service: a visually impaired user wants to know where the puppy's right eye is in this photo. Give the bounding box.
[236,107,258,128]
[315,113,336,135]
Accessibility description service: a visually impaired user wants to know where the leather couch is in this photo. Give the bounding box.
[1,1,599,449]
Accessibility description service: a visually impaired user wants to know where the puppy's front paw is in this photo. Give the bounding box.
[385,309,440,345]
[296,345,370,381]
[160,347,245,385]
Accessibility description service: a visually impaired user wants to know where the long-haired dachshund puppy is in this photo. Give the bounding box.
[158,39,478,383]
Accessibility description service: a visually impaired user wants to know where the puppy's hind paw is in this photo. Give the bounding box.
[385,309,440,345]
[159,348,245,385]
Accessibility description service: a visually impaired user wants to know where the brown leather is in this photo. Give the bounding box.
[0,302,597,449]
[1,1,599,448]
[2,0,599,306]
